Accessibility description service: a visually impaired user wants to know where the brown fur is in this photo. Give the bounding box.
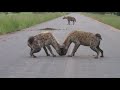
[63,16,76,25]
[62,30,104,59]
[28,32,63,58]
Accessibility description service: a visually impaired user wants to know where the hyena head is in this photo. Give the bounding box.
[63,16,66,19]
[95,33,102,40]
[28,36,34,47]
[56,45,65,56]
[59,44,67,56]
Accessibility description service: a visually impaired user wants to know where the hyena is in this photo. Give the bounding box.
[27,31,63,58]
[63,16,76,25]
[61,30,104,59]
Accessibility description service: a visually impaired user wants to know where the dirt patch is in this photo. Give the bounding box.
[39,28,66,30]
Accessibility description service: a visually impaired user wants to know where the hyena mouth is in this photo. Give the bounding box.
[60,48,66,56]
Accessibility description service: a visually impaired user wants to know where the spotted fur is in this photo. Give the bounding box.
[28,32,63,58]
[62,30,104,59]
[63,16,76,25]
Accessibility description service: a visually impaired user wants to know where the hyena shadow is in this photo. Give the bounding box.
[67,55,105,60]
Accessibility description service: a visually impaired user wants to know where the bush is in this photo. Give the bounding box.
[116,12,120,16]
[0,12,67,34]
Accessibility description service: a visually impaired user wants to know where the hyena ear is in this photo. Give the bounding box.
[95,33,102,40]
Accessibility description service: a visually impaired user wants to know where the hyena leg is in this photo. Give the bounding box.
[30,48,41,58]
[68,43,80,57]
[43,46,50,56]
[47,45,56,57]
[30,48,33,56]
[31,48,33,52]
[97,45,104,57]
[90,46,99,59]
[68,20,70,25]
[73,21,74,25]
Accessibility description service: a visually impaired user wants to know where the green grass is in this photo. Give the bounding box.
[0,12,68,35]
[81,12,120,30]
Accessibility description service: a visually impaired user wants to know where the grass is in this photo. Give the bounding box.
[0,12,68,35]
[81,12,120,30]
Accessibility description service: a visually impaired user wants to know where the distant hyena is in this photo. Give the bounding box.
[61,30,104,59]
[63,16,76,25]
[27,31,63,58]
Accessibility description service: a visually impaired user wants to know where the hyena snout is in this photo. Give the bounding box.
[59,45,67,56]
[63,17,66,19]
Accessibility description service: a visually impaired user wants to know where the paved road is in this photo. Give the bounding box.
[0,13,120,78]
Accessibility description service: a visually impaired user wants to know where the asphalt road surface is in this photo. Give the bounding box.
[0,13,120,78]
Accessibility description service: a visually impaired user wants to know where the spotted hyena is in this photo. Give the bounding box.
[61,30,104,59]
[63,16,76,25]
[27,31,63,58]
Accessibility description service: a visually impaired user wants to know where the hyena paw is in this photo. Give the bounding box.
[47,54,50,56]
[33,56,37,58]
[67,55,73,57]
[94,56,98,59]
[100,55,104,58]
[53,55,56,57]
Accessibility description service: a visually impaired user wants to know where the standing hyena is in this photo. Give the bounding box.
[61,30,104,59]
[27,31,63,58]
[63,16,76,25]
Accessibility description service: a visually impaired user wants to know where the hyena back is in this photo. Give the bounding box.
[28,32,63,58]
[62,30,104,59]
[63,16,76,25]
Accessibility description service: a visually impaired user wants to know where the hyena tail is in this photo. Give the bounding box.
[28,36,34,45]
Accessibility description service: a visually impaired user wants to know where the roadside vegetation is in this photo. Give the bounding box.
[82,12,120,30]
[0,12,68,35]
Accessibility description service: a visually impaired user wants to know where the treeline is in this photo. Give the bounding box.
[0,12,62,14]
[89,12,120,16]
[0,12,21,14]
[0,12,47,14]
